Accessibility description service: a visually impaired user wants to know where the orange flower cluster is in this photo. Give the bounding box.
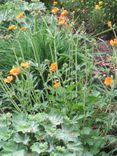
[10,67,21,76]
[104,76,113,86]
[60,10,69,17]
[50,63,58,72]
[51,1,71,29]
[53,80,61,88]
[53,1,58,6]
[20,26,27,31]
[4,62,30,84]
[110,38,117,46]
[51,8,60,14]
[58,16,66,25]
[4,76,13,84]
[16,12,25,19]
[8,11,26,31]
[58,10,69,26]
[8,25,27,31]
[49,63,61,88]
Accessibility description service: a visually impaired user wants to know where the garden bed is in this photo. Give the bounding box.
[0,0,117,156]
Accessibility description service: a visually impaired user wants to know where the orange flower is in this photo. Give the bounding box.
[16,12,25,19]
[50,63,58,72]
[114,38,117,45]
[60,10,69,17]
[107,21,112,28]
[8,25,17,31]
[110,38,117,46]
[110,39,114,45]
[21,62,30,68]
[53,80,61,88]
[104,76,113,86]
[10,67,21,76]
[20,26,27,31]
[4,76,13,84]
[58,16,66,25]
[53,1,58,5]
[51,8,60,14]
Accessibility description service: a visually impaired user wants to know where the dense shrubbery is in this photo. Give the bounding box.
[0,0,117,155]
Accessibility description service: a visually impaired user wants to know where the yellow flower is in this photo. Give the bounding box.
[60,10,69,17]
[10,67,21,76]
[8,25,17,31]
[53,1,58,6]
[21,62,30,68]
[107,20,112,28]
[20,26,27,31]
[104,76,113,86]
[16,12,25,19]
[95,5,101,10]
[53,80,61,88]
[51,8,60,14]
[4,76,13,84]
[50,63,58,72]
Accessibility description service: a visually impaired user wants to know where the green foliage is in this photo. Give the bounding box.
[0,0,117,156]
[0,112,82,155]
[59,0,117,32]
[0,56,116,155]
[0,109,116,155]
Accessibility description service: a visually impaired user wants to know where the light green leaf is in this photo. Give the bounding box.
[48,114,63,125]
[31,142,48,154]
[13,133,30,145]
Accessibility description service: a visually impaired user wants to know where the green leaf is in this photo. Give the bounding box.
[92,91,100,97]
[48,113,63,125]
[84,151,93,156]
[55,127,78,142]
[12,150,27,156]
[13,113,39,133]
[13,133,30,145]
[1,150,27,156]
[0,128,12,141]
[28,113,48,123]
[31,142,48,154]
[82,127,91,135]
[2,140,18,152]
[56,87,66,96]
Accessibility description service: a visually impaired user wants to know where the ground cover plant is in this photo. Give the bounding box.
[0,0,117,156]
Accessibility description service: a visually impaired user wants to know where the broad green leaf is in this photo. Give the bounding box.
[81,127,91,135]
[2,140,18,152]
[48,114,63,125]
[12,150,27,156]
[31,142,48,154]
[13,133,30,145]
[55,127,78,142]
